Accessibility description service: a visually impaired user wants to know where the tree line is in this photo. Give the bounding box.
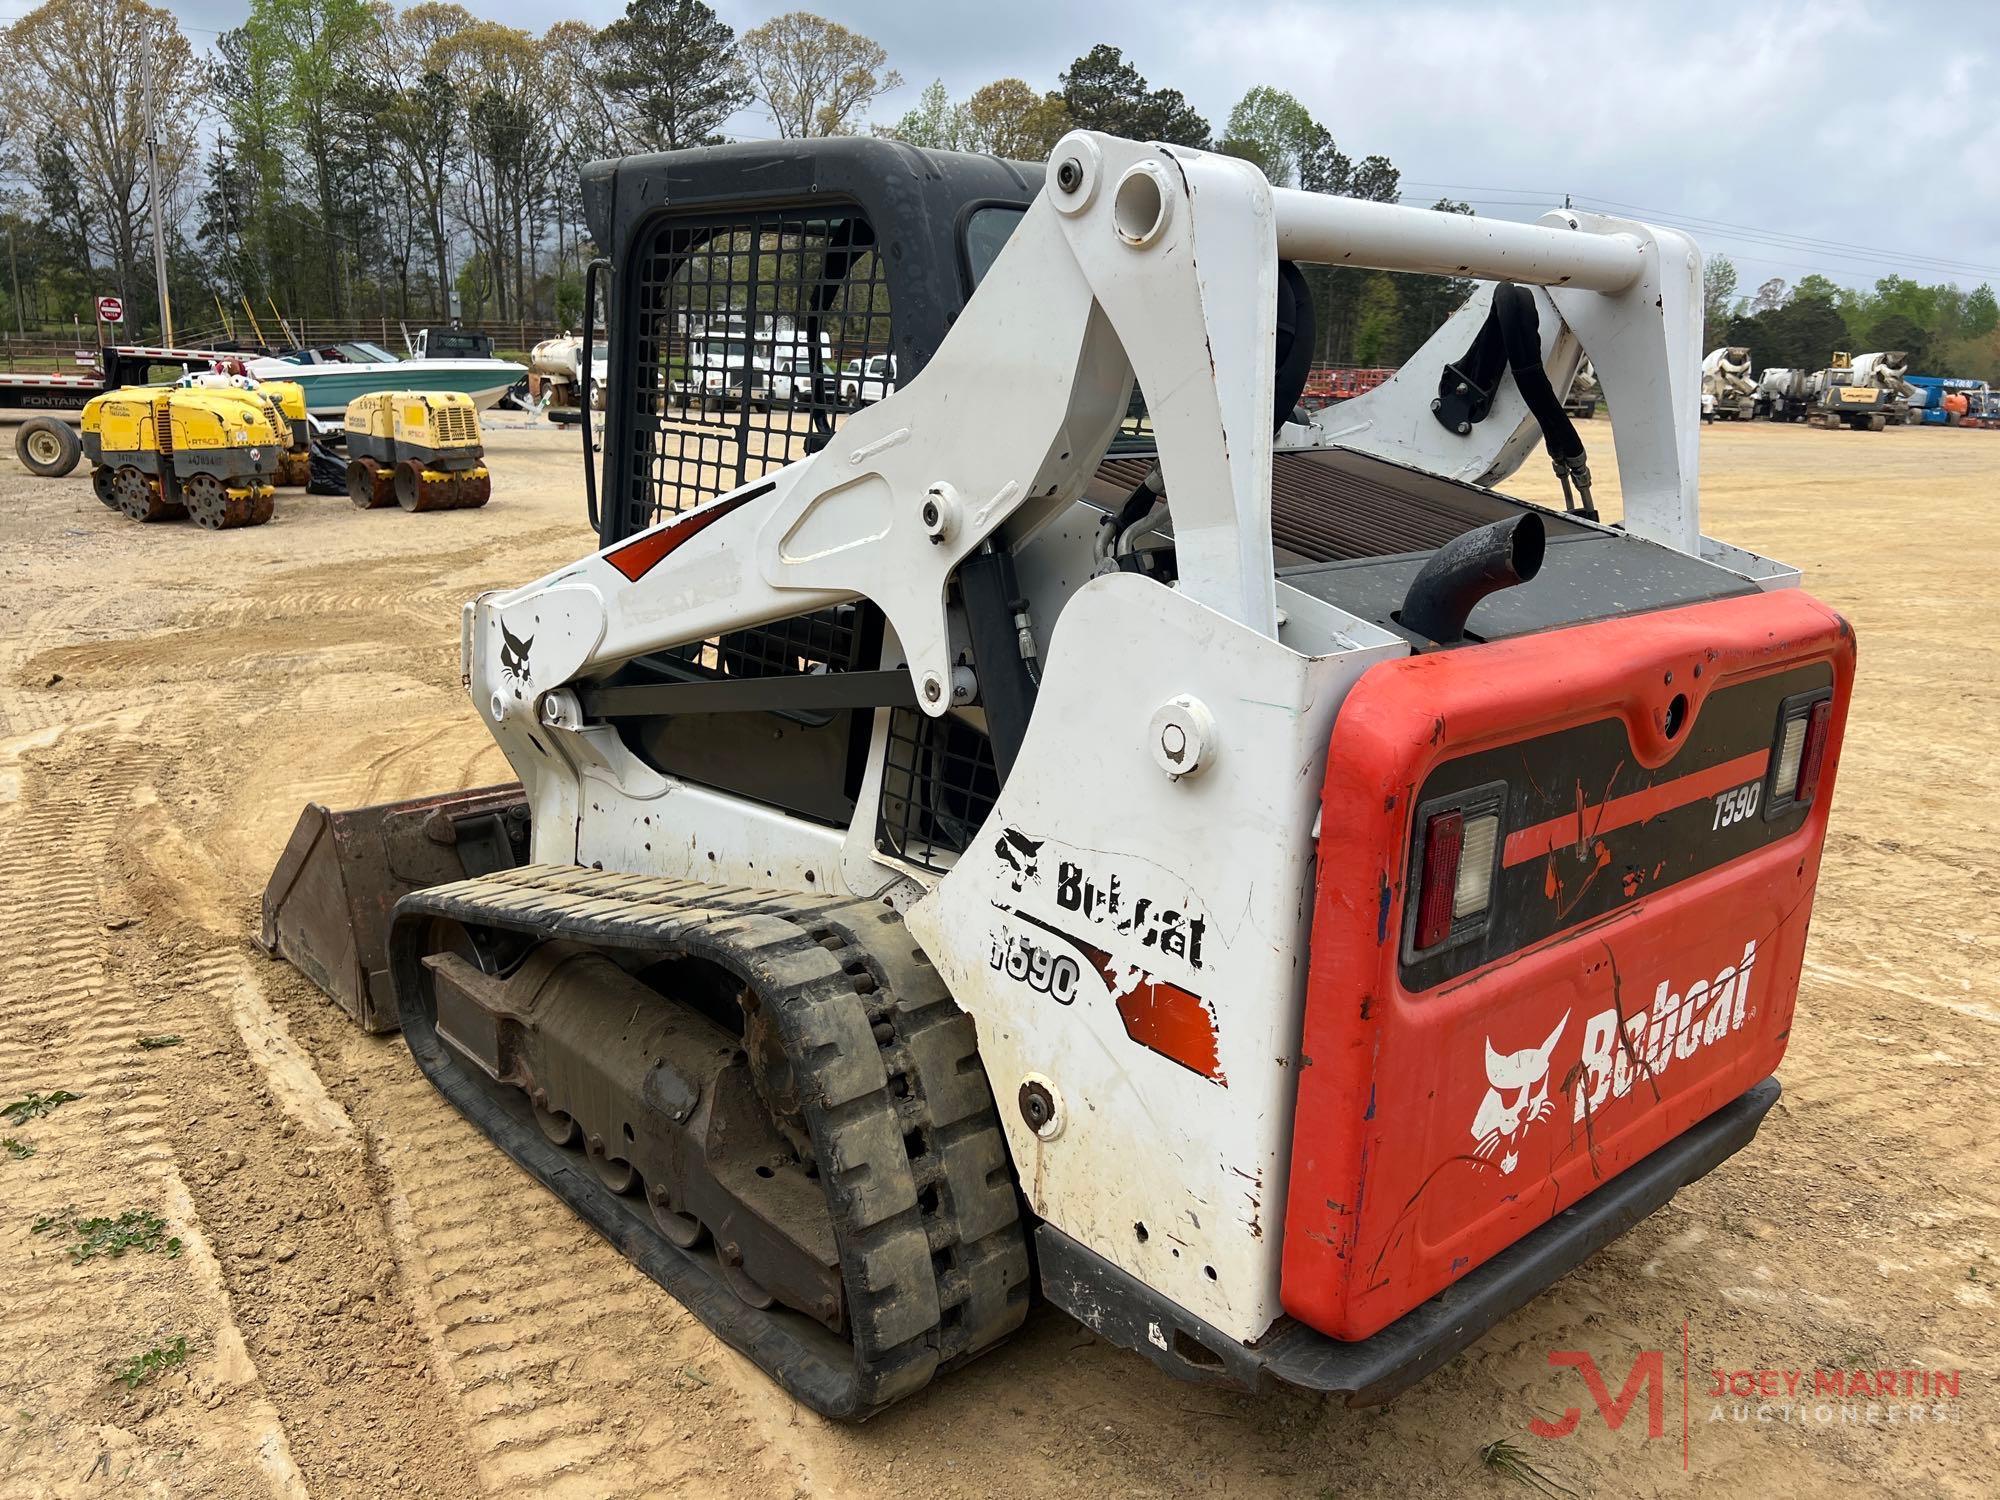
[2,0,1989,383]
[0,1,1468,364]
[1704,257,1999,383]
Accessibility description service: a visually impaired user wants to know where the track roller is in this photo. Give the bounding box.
[390,866,1031,1420]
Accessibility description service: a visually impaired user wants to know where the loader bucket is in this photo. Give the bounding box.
[257,784,530,1032]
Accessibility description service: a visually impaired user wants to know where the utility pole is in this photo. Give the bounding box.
[141,26,175,347]
[6,224,24,336]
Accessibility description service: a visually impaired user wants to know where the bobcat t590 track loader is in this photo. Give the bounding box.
[261,132,1854,1419]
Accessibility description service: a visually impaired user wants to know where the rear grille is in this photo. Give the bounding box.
[439,403,477,445]
[618,205,893,535]
[154,402,173,456]
[1089,448,1583,566]
[260,397,287,446]
[876,708,1000,872]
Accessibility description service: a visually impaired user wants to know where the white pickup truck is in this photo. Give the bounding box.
[838,353,896,407]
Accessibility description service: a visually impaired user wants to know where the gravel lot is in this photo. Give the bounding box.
[0,416,1992,1498]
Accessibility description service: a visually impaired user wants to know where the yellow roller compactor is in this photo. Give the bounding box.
[177,370,312,487]
[259,378,312,487]
[344,391,491,511]
[80,385,280,529]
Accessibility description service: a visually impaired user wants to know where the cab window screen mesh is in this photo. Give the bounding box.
[619,207,893,537]
[876,708,1000,871]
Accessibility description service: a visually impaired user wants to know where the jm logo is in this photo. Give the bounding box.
[1530,1350,1668,1441]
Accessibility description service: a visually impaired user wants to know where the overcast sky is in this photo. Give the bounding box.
[137,0,2000,294]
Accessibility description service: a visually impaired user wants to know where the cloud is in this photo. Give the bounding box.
[820,0,2000,290]
[171,0,2000,290]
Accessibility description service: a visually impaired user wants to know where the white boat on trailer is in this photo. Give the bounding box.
[247,340,525,420]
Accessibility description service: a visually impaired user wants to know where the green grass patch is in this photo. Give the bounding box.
[135,1035,184,1050]
[30,1206,183,1264]
[1478,1439,1576,1497]
[108,1337,189,1390]
[2,1138,34,1160]
[1,1091,81,1123]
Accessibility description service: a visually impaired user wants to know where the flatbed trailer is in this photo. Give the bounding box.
[1,345,230,421]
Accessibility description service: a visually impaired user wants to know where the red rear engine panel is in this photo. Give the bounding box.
[1282,589,1855,1341]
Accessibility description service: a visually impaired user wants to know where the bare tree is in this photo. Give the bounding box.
[434,21,558,321]
[739,12,901,138]
[365,3,477,317]
[0,0,199,326]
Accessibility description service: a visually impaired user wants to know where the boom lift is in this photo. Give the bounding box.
[261,133,1854,1418]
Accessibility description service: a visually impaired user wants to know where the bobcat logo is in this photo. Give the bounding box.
[1471,1012,1568,1175]
[499,623,534,690]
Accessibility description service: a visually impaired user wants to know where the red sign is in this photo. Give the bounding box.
[96,296,124,323]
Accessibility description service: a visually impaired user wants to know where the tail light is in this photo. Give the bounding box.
[1413,812,1464,949]
[1765,689,1834,818]
[1406,782,1507,957]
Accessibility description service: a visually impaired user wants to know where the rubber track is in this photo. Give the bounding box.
[387,864,1031,1420]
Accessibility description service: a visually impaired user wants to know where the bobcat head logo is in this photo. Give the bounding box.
[499,623,533,690]
[1470,1012,1568,1175]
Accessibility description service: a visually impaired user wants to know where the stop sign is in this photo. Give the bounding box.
[96,295,124,324]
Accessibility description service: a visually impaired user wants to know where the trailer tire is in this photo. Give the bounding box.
[15,417,82,478]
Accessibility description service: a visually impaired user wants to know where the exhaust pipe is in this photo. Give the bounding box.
[1399,512,1546,647]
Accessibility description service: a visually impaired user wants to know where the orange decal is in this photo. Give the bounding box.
[603,483,767,582]
[1114,977,1225,1084]
[1007,907,1224,1085]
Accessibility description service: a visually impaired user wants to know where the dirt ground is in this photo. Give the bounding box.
[0,415,1993,1499]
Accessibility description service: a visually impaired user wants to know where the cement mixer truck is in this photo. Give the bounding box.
[1847,351,1915,425]
[1701,347,1757,421]
[1754,368,1810,422]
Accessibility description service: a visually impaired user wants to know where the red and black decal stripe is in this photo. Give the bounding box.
[1401,660,1833,991]
[603,481,771,583]
[1500,747,1770,867]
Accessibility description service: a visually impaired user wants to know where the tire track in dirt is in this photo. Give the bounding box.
[65,691,497,1498]
[0,728,303,1498]
[315,1041,807,1500]
[64,616,795,1496]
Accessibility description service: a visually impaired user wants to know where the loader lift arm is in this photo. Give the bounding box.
[470,131,1705,780]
